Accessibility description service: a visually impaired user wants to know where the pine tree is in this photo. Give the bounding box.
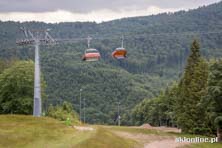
[207,60,222,142]
[175,40,209,133]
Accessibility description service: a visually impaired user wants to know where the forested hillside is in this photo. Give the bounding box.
[0,2,222,124]
[132,40,222,141]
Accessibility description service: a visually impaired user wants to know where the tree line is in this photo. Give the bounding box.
[132,40,222,141]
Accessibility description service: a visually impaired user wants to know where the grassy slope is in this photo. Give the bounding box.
[0,115,136,148]
[0,115,93,148]
[0,115,221,148]
[75,127,137,148]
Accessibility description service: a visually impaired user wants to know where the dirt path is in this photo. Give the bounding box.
[144,139,189,148]
[113,130,190,148]
[114,131,166,144]
[140,124,181,133]
[73,126,94,131]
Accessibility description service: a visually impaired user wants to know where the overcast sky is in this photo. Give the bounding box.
[0,0,221,23]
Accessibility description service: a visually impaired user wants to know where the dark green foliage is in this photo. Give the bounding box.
[215,116,222,142]
[207,60,222,141]
[208,60,222,114]
[215,117,222,129]
[193,127,212,135]
[41,44,166,125]
[0,61,45,114]
[132,40,210,134]
[175,40,209,133]
[47,101,79,124]
[132,84,178,126]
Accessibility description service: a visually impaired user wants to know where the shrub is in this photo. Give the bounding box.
[215,116,222,128]
[193,127,212,135]
[47,101,79,124]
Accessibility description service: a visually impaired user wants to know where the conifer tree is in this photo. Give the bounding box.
[207,60,222,142]
[175,40,209,133]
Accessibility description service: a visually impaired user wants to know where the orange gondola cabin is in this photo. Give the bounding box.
[82,48,101,62]
[112,47,127,59]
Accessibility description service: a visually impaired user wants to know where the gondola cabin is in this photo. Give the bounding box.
[112,47,127,59]
[82,48,101,62]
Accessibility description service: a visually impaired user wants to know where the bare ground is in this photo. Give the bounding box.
[144,139,189,148]
[113,127,190,148]
[73,126,94,131]
[140,124,181,133]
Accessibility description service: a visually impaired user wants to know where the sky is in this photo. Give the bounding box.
[0,0,221,23]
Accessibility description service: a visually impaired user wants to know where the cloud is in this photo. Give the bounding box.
[0,0,220,23]
[0,6,183,23]
[0,0,220,13]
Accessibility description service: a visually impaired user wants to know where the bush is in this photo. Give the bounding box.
[193,127,212,135]
[215,116,222,128]
[0,60,47,114]
[47,101,79,124]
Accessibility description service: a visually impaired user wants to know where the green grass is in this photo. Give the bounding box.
[0,115,137,148]
[75,127,138,148]
[0,115,93,148]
